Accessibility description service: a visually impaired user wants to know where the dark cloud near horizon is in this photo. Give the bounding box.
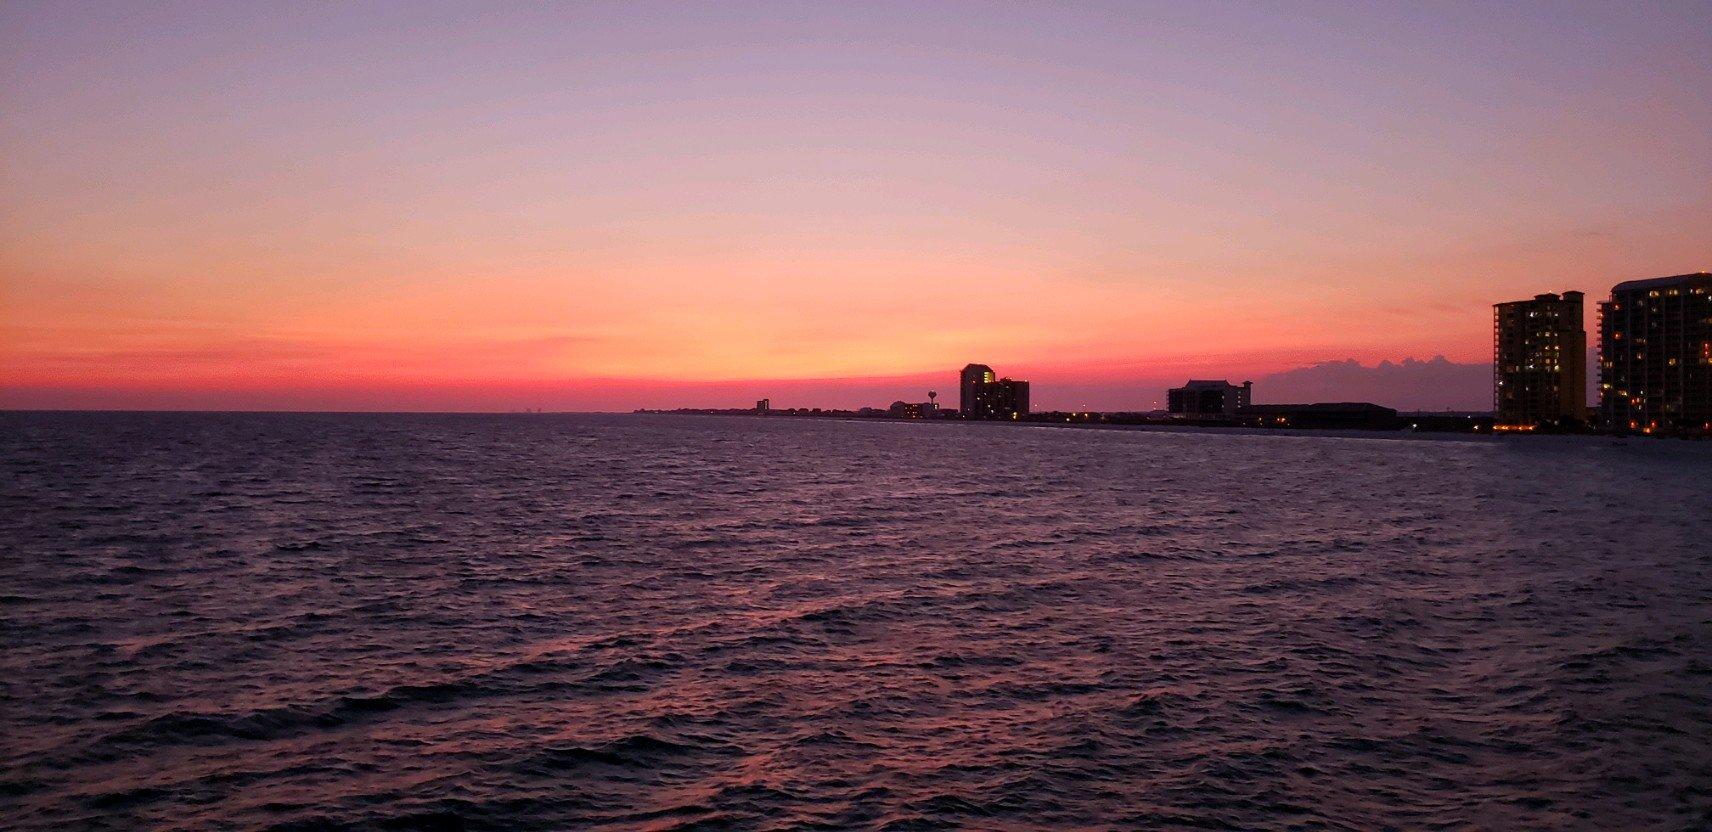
[1257,356,1492,411]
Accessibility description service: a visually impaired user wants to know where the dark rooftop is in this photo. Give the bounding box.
[1240,402,1397,414]
[1495,290,1583,307]
[1609,272,1712,295]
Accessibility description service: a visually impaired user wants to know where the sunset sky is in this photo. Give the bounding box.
[4,2,1709,411]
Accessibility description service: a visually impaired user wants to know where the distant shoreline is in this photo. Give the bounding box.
[632,409,1700,443]
[3,409,1702,443]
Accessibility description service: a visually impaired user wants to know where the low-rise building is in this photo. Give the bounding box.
[888,400,940,419]
[1167,380,1252,416]
[1239,402,1399,429]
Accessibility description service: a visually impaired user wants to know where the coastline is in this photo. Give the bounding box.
[631,409,1707,445]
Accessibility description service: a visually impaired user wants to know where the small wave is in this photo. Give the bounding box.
[919,653,1022,670]
[982,680,1105,701]
[527,733,737,775]
[85,784,170,810]
[86,679,485,756]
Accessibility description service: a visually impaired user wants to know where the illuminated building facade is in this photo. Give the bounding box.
[958,363,1030,420]
[1597,273,1712,435]
[888,398,938,418]
[959,364,995,415]
[1493,291,1586,430]
[983,379,1029,420]
[1167,380,1252,416]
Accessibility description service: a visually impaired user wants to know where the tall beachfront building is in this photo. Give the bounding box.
[1494,291,1587,430]
[958,363,1030,420]
[1597,273,1712,436]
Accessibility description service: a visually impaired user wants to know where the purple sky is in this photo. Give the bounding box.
[3,2,1709,410]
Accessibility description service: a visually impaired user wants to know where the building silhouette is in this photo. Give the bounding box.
[1597,273,1712,435]
[1239,402,1398,429]
[959,364,994,415]
[1493,291,1586,430]
[988,379,1030,420]
[888,393,939,419]
[1167,380,1252,416]
[959,363,1030,420]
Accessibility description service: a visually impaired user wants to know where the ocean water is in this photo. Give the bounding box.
[2,412,1710,831]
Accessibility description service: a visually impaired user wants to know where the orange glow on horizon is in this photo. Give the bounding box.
[3,4,1709,411]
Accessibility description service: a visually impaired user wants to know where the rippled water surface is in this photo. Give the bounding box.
[3,412,1711,831]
